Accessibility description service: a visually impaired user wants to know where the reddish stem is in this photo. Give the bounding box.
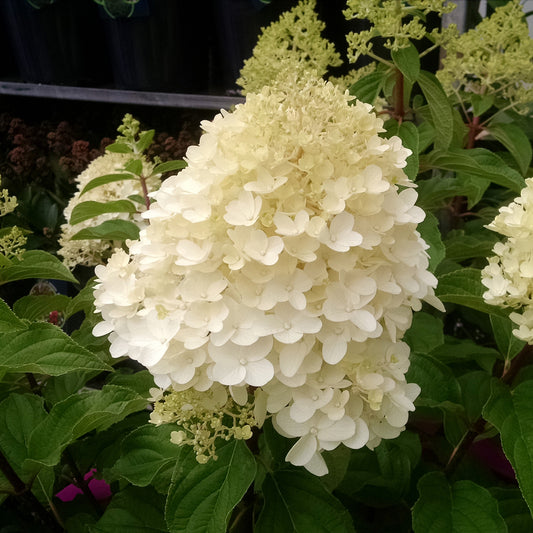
[140,175,151,211]
[467,115,481,149]
[394,68,405,122]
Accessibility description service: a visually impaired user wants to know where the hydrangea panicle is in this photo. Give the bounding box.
[93,73,441,474]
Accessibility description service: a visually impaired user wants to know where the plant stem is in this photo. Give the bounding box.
[139,175,151,211]
[467,115,481,149]
[0,450,62,532]
[394,68,405,122]
[444,343,533,476]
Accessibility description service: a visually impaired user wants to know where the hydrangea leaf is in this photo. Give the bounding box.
[69,200,138,226]
[422,147,525,193]
[80,173,137,196]
[135,130,155,154]
[0,393,48,481]
[403,312,444,354]
[90,486,167,533]
[417,71,454,150]
[417,212,445,272]
[488,122,532,176]
[0,322,112,376]
[12,294,71,322]
[349,70,386,105]
[483,379,533,515]
[490,488,533,532]
[256,470,355,533]
[471,93,495,117]
[112,424,182,490]
[391,42,420,84]
[124,159,144,176]
[412,472,507,532]
[0,250,77,285]
[165,440,256,533]
[70,220,140,242]
[444,231,499,262]
[431,337,499,372]
[0,298,28,333]
[26,385,147,468]
[457,371,493,423]
[435,268,510,318]
[64,280,97,319]
[153,160,188,175]
[490,315,526,363]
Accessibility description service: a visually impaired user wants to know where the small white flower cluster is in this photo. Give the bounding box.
[59,152,159,268]
[482,178,533,343]
[93,74,440,475]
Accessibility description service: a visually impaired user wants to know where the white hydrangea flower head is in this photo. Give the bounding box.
[93,73,440,474]
[482,178,533,342]
[59,152,160,268]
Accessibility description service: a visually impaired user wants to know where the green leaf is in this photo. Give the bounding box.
[0,298,28,333]
[65,280,97,319]
[422,148,525,193]
[0,394,48,481]
[71,220,140,242]
[165,440,256,533]
[13,294,70,321]
[43,371,100,405]
[124,159,144,176]
[431,337,499,372]
[80,173,137,196]
[153,160,187,175]
[416,175,488,211]
[256,470,355,533]
[417,71,454,150]
[404,312,444,354]
[0,322,111,375]
[471,93,495,117]
[0,250,77,285]
[483,379,533,515]
[444,230,499,262]
[349,71,386,104]
[90,486,167,533]
[488,122,532,176]
[27,384,147,468]
[417,121,435,153]
[417,212,445,272]
[69,200,137,226]
[435,268,510,318]
[112,424,181,489]
[106,370,154,398]
[412,471,507,532]
[136,130,155,154]
[106,142,133,154]
[391,42,420,84]
[490,315,526,363]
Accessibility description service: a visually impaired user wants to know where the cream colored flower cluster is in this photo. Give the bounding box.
[482,178,533,343]
[93,74,440,475]
[59,152,159,268]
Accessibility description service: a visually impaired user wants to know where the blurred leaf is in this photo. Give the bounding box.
[27,385,147,468]
[256,470,355,533]
[404,312,444,354]
[71,220,140,242]
[412,472,507,532]
[391,42,420,84]
[80,174,137,196]
[458,371,492,423]
[471,93,495,117]
[490,488,533,532]
[106,143,133,154]
[124,159,144,176]
[417,71,454,150]
[13,294,70,321]
[90,486,167,533]
[153,160,187,175]
[418,212,445,272]
[136,130,155,154]
[483,379,533,515]
[70,200,137,226]
[488,122,532,176]
[444,231,498,262]
[165,440,256,533]
[436,268,510,318]
[349,70,386,104]
[0,250,77,285]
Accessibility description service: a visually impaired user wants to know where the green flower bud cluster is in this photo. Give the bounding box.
[150,386,259,464]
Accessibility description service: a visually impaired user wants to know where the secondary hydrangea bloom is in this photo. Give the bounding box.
[93,74,441,475]
[438,0,533,114]
[59,152,159,268]
[482,178,533,343]
[237,0,341,94]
